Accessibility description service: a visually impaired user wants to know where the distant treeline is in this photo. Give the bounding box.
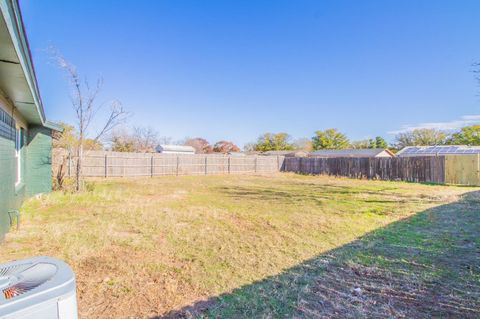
[244,125,480,152]
[54,123,480,154]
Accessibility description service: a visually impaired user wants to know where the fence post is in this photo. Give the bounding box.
[228,156,231,174]
[254,156,257,173]
[477,154,480,185]
[443,156,447,184]
[104,154,108,178]
[151,155,154,177]
[68,150,72,177]
[176,155,180,176]
[205,156,208,175]
[277,156,280,171]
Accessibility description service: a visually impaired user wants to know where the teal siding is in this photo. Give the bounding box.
[0,131,26,239]
[0,134,20,240]
[15,128,27,207]
[0,125,53,239]
[26,126,52,196]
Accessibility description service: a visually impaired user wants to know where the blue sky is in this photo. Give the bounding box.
[20,0,480,147]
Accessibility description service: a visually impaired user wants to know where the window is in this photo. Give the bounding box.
[0,107,15,141]
[15,127,24,185]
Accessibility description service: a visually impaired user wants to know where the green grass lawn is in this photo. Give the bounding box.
[0,174,478,318]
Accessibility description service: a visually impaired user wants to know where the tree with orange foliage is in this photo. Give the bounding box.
[213,141,240,153]
[184,138,213,154]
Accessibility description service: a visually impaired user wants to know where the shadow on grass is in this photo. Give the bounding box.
[157,191,480,319]
[215,184,445,209]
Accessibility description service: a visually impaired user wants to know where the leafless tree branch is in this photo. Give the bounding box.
[49,47,129,191]
[94,100,129,142]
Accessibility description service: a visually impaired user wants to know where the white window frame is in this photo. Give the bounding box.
[15,126,22,186]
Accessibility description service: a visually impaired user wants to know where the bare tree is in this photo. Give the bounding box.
[293,137,313,151]
[394,128,447,149]
[132,126,158,152]
[158,136,173,145]
[108,126,163,152]
[474,62,480,95]
[109,128,136,152]
[52,122,101,190]
[243,142,255,152]
[52,49,128,191]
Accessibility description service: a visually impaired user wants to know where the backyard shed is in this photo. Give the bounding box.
[396,145,480,157]
[310,148,395,158]
[0,0,61,239]
[156,144,196,154]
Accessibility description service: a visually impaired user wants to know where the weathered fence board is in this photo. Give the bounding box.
[445,154,480,186]
[53,149,285,178]
[284,156,446,184]
[53,149,480,186]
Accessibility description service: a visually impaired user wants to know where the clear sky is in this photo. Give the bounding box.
[20,0,480,147]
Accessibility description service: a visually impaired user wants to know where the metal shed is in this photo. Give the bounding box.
[156,144,196,155]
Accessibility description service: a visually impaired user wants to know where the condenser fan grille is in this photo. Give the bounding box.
[0,264,31,277]
[4,282,43,299]
[0,256,77,319]
[2,263,57,300]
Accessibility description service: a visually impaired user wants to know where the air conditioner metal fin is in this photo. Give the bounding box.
[0,256,77,319]
[0,264,31,277]
[2,263,57,299]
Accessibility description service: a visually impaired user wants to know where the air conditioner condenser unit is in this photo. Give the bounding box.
[0,256,77,319]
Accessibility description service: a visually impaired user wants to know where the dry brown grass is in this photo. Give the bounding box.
[0,174,477,318]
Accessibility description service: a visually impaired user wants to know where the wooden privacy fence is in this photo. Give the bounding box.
[445,154,480,186]
[53,149,480,185]
[284,156,446,183]
[53,149,285,177]
[284,155,480,185]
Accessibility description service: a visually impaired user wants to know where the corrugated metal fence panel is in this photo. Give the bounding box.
[445,154,480,186]
[284,156,447,184]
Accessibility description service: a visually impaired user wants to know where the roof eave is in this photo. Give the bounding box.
[44,120,63,132]
[0,0,52,127]
[384,149,396,157]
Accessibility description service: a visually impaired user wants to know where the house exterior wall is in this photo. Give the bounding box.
[0,96,27,239]
[0,0,57,240]
[375,150,394,158]
[26,125,53,196]
[0,121,16,239]
[0,97,53,239]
